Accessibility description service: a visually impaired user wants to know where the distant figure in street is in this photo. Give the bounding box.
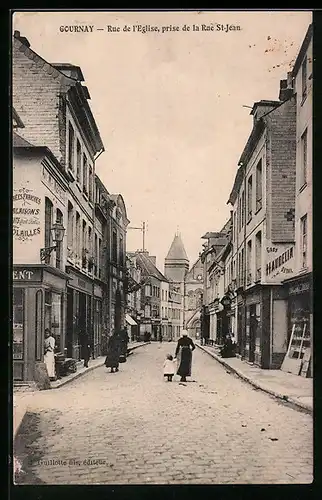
[80,331,91,368]
[44,329,56,380]
[163,354,176,382]
[159,331,163,343]
[119,328,129,358]
[105,331,121,373]
[175,330,195,382]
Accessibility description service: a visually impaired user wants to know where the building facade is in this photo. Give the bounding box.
[227,90,297,369]
[12,30,128,382]
[283,25,313,377]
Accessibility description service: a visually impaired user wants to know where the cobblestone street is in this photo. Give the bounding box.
[14,343,313,485]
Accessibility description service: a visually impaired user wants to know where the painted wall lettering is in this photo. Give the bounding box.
[13,187,41,242]
[266,246,294,276]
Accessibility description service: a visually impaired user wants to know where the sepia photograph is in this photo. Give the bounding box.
[12,9,313,485]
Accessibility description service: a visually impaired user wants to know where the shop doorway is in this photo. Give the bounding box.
[66,288,74,357]
[249,304,257,363]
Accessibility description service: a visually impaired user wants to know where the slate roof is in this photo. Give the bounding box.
[165,233,189,262]
[136,252,168,282]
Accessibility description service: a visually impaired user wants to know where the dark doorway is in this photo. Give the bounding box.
[249,304,257,363]
[66,288,74,357]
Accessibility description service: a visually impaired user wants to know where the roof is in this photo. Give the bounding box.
[13,32,104,154]
[292,24,313,78]
[165,233,189,262]
[136,252,168,282]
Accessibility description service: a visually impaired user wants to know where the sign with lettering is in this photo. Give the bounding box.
[13,267,42,281]
[13,187,41,242]
[265,243,295,283]
[41,166,66,203]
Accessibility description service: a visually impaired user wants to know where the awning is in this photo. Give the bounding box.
[126,314,137,326]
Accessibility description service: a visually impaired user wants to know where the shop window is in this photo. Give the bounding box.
[13,288,24,360]
[44,197,53,265]
[301,214,308,269]
[55,209,63,269]
[35,290,43,360]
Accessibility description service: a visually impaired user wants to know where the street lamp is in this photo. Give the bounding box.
[40,221,66,262]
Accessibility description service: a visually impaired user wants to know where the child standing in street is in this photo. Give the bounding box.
[163,354,176,382]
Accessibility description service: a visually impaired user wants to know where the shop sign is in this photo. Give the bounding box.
[265,244,295,282]
[13,187,41,242]
[13,267,42,281]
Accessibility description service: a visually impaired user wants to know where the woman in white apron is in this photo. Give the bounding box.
[44,328,56,380]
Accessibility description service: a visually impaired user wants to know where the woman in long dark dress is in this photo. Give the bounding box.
[175,330,195,382]
[105,332,121,373]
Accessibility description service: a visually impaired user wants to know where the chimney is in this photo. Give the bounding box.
[14,30,30,48]
[279,73,294,101]
[251,100,281,124]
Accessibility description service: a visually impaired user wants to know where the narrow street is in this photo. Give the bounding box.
[14,344,313,485]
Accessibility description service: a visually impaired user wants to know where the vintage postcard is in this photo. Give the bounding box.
[12,9,313,485]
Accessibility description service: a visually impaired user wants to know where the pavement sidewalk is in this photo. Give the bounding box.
[196,342,313,414]
[13,341,150,439]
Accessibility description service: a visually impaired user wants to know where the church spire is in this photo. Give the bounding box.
[165,232,189,262]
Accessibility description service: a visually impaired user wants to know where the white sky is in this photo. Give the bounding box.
[13,10,312,270]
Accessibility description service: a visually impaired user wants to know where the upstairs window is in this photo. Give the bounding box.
[112,229,117,263]
[300,128,308,188]
[301,214,308,269]
[302,55,307,102]
[55,209,63,269]
[44,197,53,265]
[256,159,262,212]
[76,139,82,183]
[247,176,253,222]
[83,154,88,197]
[68,123,75,172]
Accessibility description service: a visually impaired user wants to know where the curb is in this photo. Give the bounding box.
[196,344,312,415]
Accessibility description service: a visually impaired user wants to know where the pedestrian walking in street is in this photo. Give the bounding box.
[105,331,121,373]
[163,354,176,382]
[80,331,91,368]
[119,327,129,359]
[175,330,196,382]
[44,329,56,381]
[159,331,163,343]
